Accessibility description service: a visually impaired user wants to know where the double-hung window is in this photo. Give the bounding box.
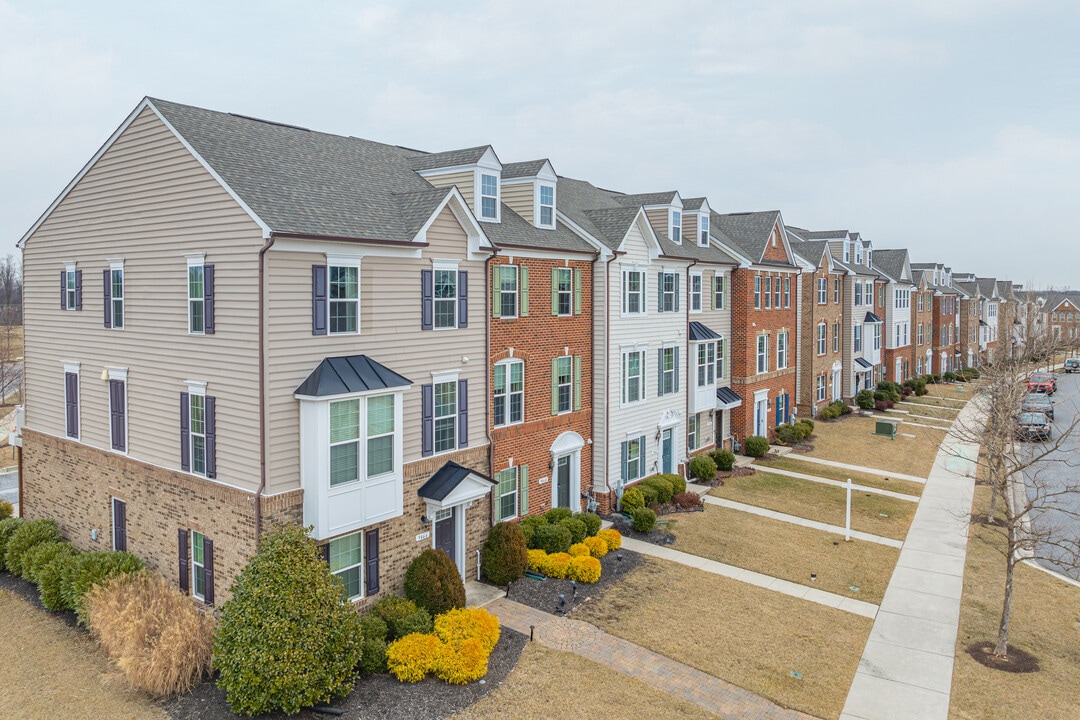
[104,261,125,329]
[554,267,572,316]
[328,395,395,485]
[697,343,716,386]
[622,436,645,483]
[854,325,862,352]
[659,347,678,395]
[189,393,208,476]
[622,351,644,404]
[873,324,882,350]
[753,276,761,308]
[539,185,554,227]
[817,278,827,304]
[191,530,208,601]
[659,272,678,312]
[493,360,523,426]
[329,265,359,334]
[495,467,520,521]
[764,277,772,308]
[713,275,725,309]
[552,356,573,414]
[62,265,81,311]
[783,277,790,308]
[777,332,788,369]
[816,375,826,402]
[434,269,458,329]
[330,399,361,486]
[671,211,681,242]
[834,278,840,303]
[832,322,840,352]
[495,265,519,318]
[329,532,363,601]
[756,335,768,374]
[480,174,499,220]
[716,339,725,380]
[817,323,827,355]
[690,274,702,312]
[422,377,467,457]
[421,266,467,331]
[854,283,863,306]
[433,381,458,454]
[688,415,699,450]
[366,396,395,477]
[64,365,80,439]
[917,324,924,345]
[699,215,709,246]
[623,271,644,314]
[189,264,205,333]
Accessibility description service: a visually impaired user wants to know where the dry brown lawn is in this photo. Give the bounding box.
[949,487,1080,720]
[574,558,872,720]
[0,590,167,720]
[800,415,944,478]
[896,403,960,421]
[710,470,915,540]
[925,383,973,401]
[671,503,899,603]
[757,456,924,497]
[454,641,720,720]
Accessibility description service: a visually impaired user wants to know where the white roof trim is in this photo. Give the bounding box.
[414,185,493,260]
[555,210,609,256]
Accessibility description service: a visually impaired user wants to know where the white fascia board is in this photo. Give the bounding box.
[555,211,609,256]
[620,208,663,258]
[414,186,493,260]
[477,146,502,172]
[490,246,595,262]
[270,237,422,259]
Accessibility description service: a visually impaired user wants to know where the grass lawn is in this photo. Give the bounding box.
[454,642,720,720]
[925,383,974,401]
[756,456,924,497]
[709,470,914,540]
[670,503,899,603]
[949,487,1080,720]
[0,590,167,720]
[896,403,960,421]
[573,558,872,720]
[799,415,945,478]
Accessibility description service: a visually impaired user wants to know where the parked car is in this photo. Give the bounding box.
[1064,358,1080,374]
[1015,412,1052,442]
[1021,393,1054,420]
[1027,372,1056,394]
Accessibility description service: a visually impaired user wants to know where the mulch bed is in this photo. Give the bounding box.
[701,465,754,486]
[965,641,1040,673]
[604,516,677,546]
[502,547,645,618]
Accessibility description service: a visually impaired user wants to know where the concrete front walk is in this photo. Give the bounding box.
[788,455,927,485]
[702,496,904,549]
[748,465,920,503]
[621,536,879,619]
[840,401,980,720]
[487,597,818,720]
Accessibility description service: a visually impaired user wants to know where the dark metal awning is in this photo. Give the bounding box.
[295,355,411,398]
[716,386,743,409]
[689,321,723,342]
[979,320,989,327]
[855,357,874,369]
[418,461,494,505]
[864,312,884,323]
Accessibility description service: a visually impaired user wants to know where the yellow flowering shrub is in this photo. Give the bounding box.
[527,549,548,573]
[434,637,489,685]
[542,552,572,579]
[434,607,501,654]
[568,543,591,557]
[385,633,442,683]
[597,528,622,551]
[568,555,601,583]
[583,536,609,558]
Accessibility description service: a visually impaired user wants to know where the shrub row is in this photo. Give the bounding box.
[520,508,602,555]
[481,521,528,586]
[774,419,814,445]
[385,607,501,685]
[526,549,602,582]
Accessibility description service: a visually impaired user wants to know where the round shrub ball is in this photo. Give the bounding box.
[712,449,735,472]
[631,507,657,533]
[404,548,467,617]
[577,512,602,537]
[644,476,674,504]
[661,473,687,495]
[743,435,770,458]
[558,517,587,545]
[619,487,645,514]
[526,549,547,573]
[856,389,876,410]
[394,608,435,639]
[23,540,76,587]
[214,524,363,715]
[435,637,490,685]
[542,552,572,579]
[597,528,622,551]
[568,555,601,583]
[5,518,63,577]
[568,542,591,558]
[583,536,608,558]
[480,521,527,586]
[519,515,547,546]
[543,507,573,524]
[373,596,422,640]
[434,607,501,654]
[359,613,390,674]
[529,523,572,554]
[638,483,659,507]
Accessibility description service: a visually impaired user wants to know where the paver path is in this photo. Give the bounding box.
[702,496,904,548]
[839,398,980,720]
[488,597,820,720]
[786,455,926,484]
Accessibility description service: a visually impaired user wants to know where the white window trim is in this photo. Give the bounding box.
[493,358,524,427]
[689,272,703,313]
[816,375,826,402]
[621,268,646,317]
[106,366,128,456]
[554,267,573,317]
[537,184,555,229]
[659,344,678,396]
[497,264,520,319]
[432,260,461,331]
[185,381,208,478]
[777,331,788,369]
[817,277,827,304]
[621,348,646,406]
[496,466,520,521]
[108,259,125,330]
[756,335,769,374]
[817,323,827,356]
[670,209,682,243]
[328,531,365,602]
[698,214,710,247]
[186,254,206,336]
[477,171,501,222]
[554,355,574,415]
[660,272,678,313]
[696,341,716,388]
[64,261,77,311]
[431,372,460,456]
[624,435,644,483]
[325,255,362,336]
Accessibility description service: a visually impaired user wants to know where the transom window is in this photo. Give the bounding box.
[623,271,644,314]
[189,265,205,333]
[690,275,702,312]
[756,335,768,374]
[480,174,498,220]
[190,393,207,477]
[671,211,682,242]
[622,351,644,404]
[329,532,362,601]
[493,360,524,426]
[660,347,677,395]
[111,268,124,329]
[496,467,519,521]
[329,265,359,334]
[434,381,458,454]
[192,530,207,600]
[539,185,554,227]
[554,356,573,414]
[434,269,458,329]
[555,268,572,316]
[498,266,519,318]
[697,342,716,386]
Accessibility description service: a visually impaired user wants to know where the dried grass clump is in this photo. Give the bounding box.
[85,570,215,697]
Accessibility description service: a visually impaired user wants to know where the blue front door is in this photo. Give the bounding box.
[661,429,673,474]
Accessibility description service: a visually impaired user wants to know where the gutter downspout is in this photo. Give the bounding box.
[254,235,276,544]
[684,259,697,480]
[485,250,496,525]
[604,251,623,508]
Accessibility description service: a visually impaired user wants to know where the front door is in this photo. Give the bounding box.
[434,507,455,562]
[556,455,571,508]
[661,429,674,474]
[832,369,841,401]
[755,396,768,436]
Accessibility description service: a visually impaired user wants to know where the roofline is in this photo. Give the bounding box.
[270,231,431,248]
[554,210,609,256]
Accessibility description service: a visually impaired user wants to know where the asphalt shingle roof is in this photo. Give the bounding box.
[710,211,793,266]
[407,146,491,172]
[613,191,679,207]
[871,249,909,284]
[502,160,549,179]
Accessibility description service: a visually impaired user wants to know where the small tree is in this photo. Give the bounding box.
[214,524,363,715]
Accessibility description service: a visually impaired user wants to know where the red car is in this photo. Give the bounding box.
[1027,372,1056,395]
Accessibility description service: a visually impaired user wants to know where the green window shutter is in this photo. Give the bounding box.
[551,358,559,415]
[520,465,528,515]
[493,471,503,523]
[574,268,582,314]
[573,356,582,411]
[551,268,559,315]
[520,266,529,317]
[657,348,664,395]
[620,441,628,483]
[491,266,501,319]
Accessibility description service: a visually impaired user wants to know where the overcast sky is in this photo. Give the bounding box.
[3,0,1078,288]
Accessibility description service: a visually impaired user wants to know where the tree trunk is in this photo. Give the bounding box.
[994,526,1018,657]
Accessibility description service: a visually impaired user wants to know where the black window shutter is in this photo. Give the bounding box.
[75,270,83,311]
[103,269,112,327]
[112,498,127,551]
[110,380,126,452]
[421,269,433,331]
[421,384,434,456]
[60,270,66,310]
[311,265,327,335]
[674,347,679,391]
[203,537,214,606]
[457,270,468,328]
[205,395,217,479]
[320,543,331,564]
[457,378,468,448]
[674,273,680,311]
[204,265,215,334]
[658,272,664,312]
[65,372,79,438]
[365,529,380,596]
[180,393,190,471]
[178,529,189,592]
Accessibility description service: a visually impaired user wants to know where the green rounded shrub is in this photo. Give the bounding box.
[631,507,657,533]
[214,523,364,716]
[856,389,876,410]
[0,499,12,520]
[396,609,434,638]
[619,487,645,514]
[518,515,546,546]
[638,483,659,506]
[743,436,770,458]
[359,613,389,675]
[39,550,81,612]
[577,512,602,537]
[712,449,735,472]
[794,420,814,440]
[5,518,63,577]
[0,516,26,571]
[800,418,815,433]
[66,550,146,626]
[543,507,573,524]
[481,521,528,586]
[23,540,77,586]
[774,424,801,445]
[558,517,587,545]
[820,404,840,420]
[663,474,687,495]
[403,548,466,617]
[688,455,716,483]
[529,522,572,554]
[373,596,431,641]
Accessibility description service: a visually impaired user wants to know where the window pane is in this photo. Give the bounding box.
[509,393,522,422]
[330,400,360,443]
[540,185,553,205]
[192,436,206,475]
[192,531,204,565]
[329,532,362,570]
[112,270,123,298]
[482,196,497,218]
[540,206,553,226]
[112,300,124,327]
[367,396,394,436]
[190,395,205,435]
[190,300,204,333]
[500,492,516,519]
[510,362,523,390]
[482,174,498,197]
[435,382,456,418]
[434,418,456,453]
[367,435,393,475]
[189,266,203,300]
[330,442,358,485]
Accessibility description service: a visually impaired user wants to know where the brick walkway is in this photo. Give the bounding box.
[487,597,819,720]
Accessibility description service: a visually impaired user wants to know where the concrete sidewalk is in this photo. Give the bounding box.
[840,399,980,720]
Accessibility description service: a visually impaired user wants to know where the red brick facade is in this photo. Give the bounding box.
[932,293,961,374]
[799,264,844,415]
[911,279,935,376]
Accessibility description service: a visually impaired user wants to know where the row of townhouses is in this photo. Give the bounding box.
[10,98,1042,607]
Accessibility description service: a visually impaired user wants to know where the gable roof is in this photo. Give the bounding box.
[483,202,595,254]
[613,191,680,207]
[408,146,492,172]
[417,461,494,502]
[789,239,834,269]
[976,277,1000,299]
[871,249,910,284]
[294,355,412,398]
[710,211,795,267]
[502,160,551,179]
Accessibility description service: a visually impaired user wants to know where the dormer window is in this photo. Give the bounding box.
[671,211,682,242]
[698,215,709,246]
[867,250,873,268]
[480,174,499,220]
[843,242,850,263]
[855,244,862,264]
[539,185,555,227]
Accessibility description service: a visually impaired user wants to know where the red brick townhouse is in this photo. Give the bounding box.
[910,270,936,376]
[873,249,915,383]
[711,212,800,442]
[788,235,846,417]
[953,275,980,369]
[1042,294,1080,348]
[485,159,597,521]
[995,281,1020,359]
[16,98,515,607]
[911,263,961,374]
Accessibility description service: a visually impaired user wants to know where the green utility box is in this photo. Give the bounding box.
[874,420,898,440]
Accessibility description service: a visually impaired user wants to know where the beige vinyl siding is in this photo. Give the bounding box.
[644,208,669,240]
[265,206,488,495]
[22,107,265,492]
[501,182,533,224]
[422,170,475,213]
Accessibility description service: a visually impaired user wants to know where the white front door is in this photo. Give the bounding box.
[754,396,768,437]
[832,369,841,401]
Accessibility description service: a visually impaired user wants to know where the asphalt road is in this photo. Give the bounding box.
[1021,368,1080,580]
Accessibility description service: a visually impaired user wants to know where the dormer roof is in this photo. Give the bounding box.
[614,191,682,208]
[502,159,556,180]
[409,146,498,172]
[710,210,797,267]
